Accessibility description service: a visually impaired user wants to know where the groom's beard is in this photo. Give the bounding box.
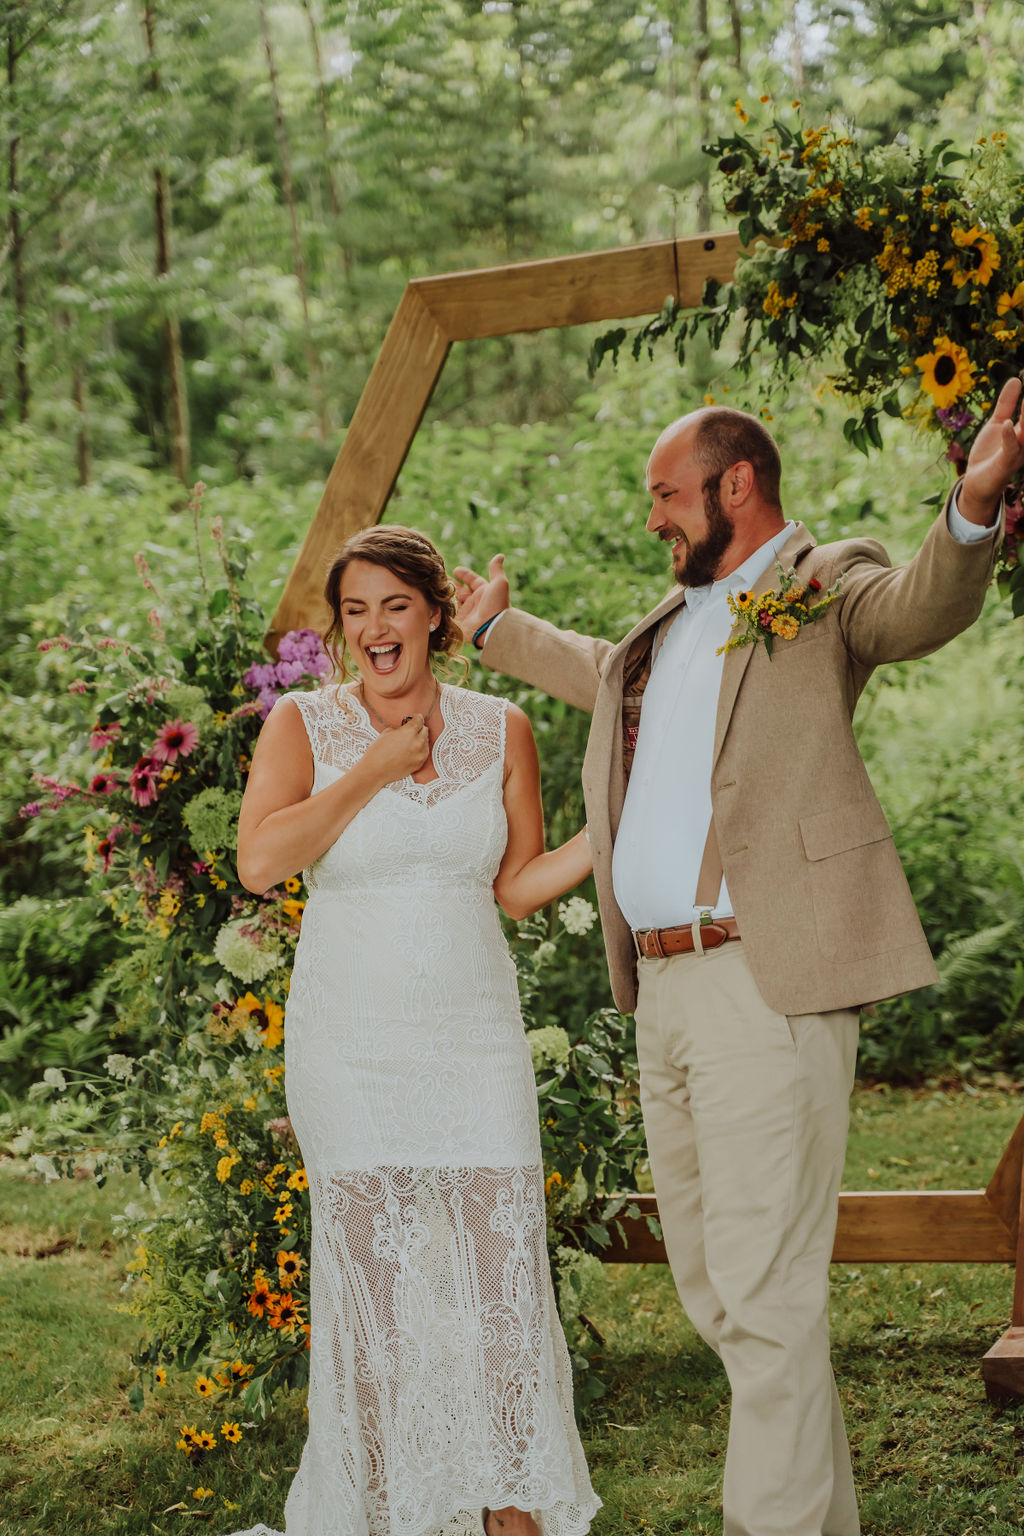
[669,483,735,588]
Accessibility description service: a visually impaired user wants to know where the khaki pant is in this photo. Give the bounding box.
[635,940,860,1536]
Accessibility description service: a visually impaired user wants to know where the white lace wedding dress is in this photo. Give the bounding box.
[227,681,599,1536]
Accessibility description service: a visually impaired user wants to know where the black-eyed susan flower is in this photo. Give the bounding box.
[195,1430,217,1451]
[195,1375,218,1399]
[177,1424,200,1456]
[277,1250,304,1286]
[247,1272,276,1319]
[915,335,976,409]
[286,1166,308,1192]
[267,1293,304,1335]
[221,1422,243,1444]
[284,877,302,894]
[155,1367,166,1387]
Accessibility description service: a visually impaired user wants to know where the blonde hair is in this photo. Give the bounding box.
[322,524,467,681]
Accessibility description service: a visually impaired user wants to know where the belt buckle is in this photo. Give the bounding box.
[632,928,649,960]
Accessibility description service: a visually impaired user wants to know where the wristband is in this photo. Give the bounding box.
[472,615,499,648]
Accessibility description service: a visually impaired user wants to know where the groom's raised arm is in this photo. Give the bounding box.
[454,557,614,715]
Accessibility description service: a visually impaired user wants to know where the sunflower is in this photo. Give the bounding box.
[943,224,1000,288]
[915,336,976,409]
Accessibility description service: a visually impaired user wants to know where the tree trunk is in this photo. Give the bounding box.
[787,0,805,94]
[142,2,190,483]
[258,0,326,440]
[691,0,711,230]
[728,0,742,72]
[7,25,30,421]
[56,230,91,485]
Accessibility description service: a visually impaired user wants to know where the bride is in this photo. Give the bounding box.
[233,524,601,1536]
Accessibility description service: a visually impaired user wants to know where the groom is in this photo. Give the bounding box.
[454,378,1024,1536]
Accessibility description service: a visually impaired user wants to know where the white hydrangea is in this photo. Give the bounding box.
[554,1244,606,1329]
[558,896,597,936]
[213,918,282,984]
[526,1025,571,1073]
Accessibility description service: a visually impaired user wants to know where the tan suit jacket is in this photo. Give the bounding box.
[482,507,1000,1017]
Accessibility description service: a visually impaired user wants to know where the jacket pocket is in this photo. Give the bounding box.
[799,799,893,862]
[799,800,913,962]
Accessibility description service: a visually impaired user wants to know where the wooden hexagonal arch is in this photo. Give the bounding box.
[269,231,1024,1398]
[267,231,742,648]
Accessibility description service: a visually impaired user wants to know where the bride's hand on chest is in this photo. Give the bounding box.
[363,716,432,785]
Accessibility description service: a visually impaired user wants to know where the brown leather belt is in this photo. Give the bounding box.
[632,916,741,960]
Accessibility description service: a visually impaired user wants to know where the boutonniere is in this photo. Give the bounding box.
[717,563,846,659]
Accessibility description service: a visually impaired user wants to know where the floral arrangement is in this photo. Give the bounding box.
[21,501,651,1457]
[22,494,330,1443]
[593,107,1024,609]
[718,565,845,658]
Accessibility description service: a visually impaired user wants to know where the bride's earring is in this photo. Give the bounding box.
[429,621,438,631]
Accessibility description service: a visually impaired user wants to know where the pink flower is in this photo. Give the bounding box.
[37,634,72,652]
[90,721,122,751]
[68,679,89,695]
[19,801,42,818]
[151,719,199,764]
[90,772,119,795]
[129,757,161,807]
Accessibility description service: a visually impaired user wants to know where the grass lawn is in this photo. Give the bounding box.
[1,1087,1022,1535]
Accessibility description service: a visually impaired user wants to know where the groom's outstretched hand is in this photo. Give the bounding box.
[959,375,1024,525]
[453,554,510,644]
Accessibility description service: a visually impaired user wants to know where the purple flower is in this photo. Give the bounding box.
[935,406,973,432]
[274,658,305,687]
[19,801,42,818]
[243,661,277,691]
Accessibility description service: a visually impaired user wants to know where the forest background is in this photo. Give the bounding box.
[3,0,1024,1529]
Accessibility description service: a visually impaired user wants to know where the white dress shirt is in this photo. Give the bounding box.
[611,523,796,929]
[610,493,996,931]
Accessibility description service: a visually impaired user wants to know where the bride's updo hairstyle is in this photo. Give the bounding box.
[322,524,465,679]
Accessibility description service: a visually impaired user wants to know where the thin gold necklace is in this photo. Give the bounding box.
[358,678,441,733]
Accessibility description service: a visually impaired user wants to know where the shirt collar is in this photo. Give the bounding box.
[683,522,796,613]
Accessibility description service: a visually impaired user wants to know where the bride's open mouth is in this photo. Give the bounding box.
[367,642,402,674]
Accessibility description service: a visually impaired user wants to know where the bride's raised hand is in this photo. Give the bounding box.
[363,715,432,784]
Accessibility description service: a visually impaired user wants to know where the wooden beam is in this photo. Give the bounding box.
[267,285,450,649]
[413,233,742,340]
[597,1190,1017,1266]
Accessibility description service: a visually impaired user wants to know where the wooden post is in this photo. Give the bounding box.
[982,1114,1024,1401]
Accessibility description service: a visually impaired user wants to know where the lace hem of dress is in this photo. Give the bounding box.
[220,1492,601,1536]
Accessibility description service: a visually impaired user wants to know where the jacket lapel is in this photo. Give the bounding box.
[712,522,817,765]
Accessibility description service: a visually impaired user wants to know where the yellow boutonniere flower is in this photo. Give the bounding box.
[718,564,846,659]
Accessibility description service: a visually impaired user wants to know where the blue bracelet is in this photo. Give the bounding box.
[472,615,499,647]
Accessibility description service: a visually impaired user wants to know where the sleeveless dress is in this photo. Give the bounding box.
[227,682,599,1536]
